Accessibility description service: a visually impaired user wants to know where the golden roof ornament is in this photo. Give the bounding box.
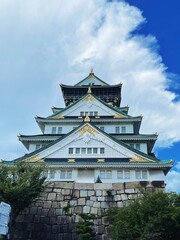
[87,86,92,94]
[84,113,90,122]
[90,67,94,75]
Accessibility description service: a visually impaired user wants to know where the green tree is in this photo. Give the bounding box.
[75,213,96,240]
[108,190,180,240]
[0,162,46,223]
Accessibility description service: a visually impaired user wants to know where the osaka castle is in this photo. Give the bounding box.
[9,70,173,184]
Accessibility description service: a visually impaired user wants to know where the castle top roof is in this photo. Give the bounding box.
[75,69,110,86]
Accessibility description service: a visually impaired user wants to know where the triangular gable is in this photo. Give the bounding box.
[22,123,156,163]
[75,74,109,86]
[50,94,127,119]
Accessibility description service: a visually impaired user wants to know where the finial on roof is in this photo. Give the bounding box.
[90,67,94,75]
[84,113,90,122]
[87,86,92,94]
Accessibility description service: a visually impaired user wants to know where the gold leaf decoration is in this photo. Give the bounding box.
[129,156,149,163]
[23,157,44,163]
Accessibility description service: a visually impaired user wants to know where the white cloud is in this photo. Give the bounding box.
[166,170,180,193]
[0,0,180,160]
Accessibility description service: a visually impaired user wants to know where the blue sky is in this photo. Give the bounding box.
[0,0,179,192]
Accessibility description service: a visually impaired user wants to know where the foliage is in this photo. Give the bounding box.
[108,190,180,240]
[63,202,71,215]
[75,213,96,240]
[0,162,46,220]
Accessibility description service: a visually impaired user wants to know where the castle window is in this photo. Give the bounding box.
[100,170,112,179]
[76,148,80,154]
[52,127,56,134]
[135,170,148,179]
[117,170,123,179]
[142,170,148,179]
[124,169,130,179]
[81,148,86,154]
[135,170,141,179]
[49,170,55,179]
[69,148,73,154]
[87,148,92,154]
[58,127,62,134]
[60,170,72,179]
[94,111,98,117]
[121,126,126,133]
[100,148,105,154]
[93,148,98,154]
[90,111,93,116]
[115,126,120,133]
[80,112,84,116]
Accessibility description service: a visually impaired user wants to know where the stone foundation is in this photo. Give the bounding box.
[12,181,165,240]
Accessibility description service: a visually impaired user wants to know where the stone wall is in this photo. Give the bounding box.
[12,181,164,240]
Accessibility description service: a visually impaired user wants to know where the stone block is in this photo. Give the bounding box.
[62,189,71,195]
[91,207,98,214]
[55,208,63,215]
[34,215,40,223]
[94,183,112,190]
[74,183,94,190]
[30,207,37,214]
[52,201,61,208]
[74,206,83,214]
[41,208,49,217]
[102,216,109,225]
[54,182,74,189]
[121,194,128,201]
[86,200,94,207]
[90,196,97,201]
[47,192,56,201]
[96,190,102,196]
[125,181,140,189]
[125,188,135,194]
[15,215,24,223]
[83,206,90,213]
[116,189,125,194]
[88,190,95,196]
[98,196,105,201]
[117,201,123,208]
[97,225,105,234]
[101,202,109,208]
[48,208,56,217]
[93,202,100,208]
[114,195,121,201]
[78,198,85,205]
[112,182,124,190]
[102,234,108,240]
[44,201,52,208]
[73,189,80,198]
[50,217,57,225]
[56,193,64,201]
[80,190,88,197]
[70,200,77,206]
[53,188,62,193]
[61,201,68,208]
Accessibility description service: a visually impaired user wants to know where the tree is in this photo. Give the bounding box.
[108,190,180,240]
[0,162,46,223]
[75,213,96,240]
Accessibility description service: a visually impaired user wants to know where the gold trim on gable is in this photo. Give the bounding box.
[129,156,150,163]
[23,157,44,163]
[84,95,95,102]
[68,159,75,163]
[113,113,124,119]
[55,115,64,119]
[97,159,105,163]
[77,125,98,136]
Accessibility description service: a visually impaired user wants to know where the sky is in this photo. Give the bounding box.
[0,0,179,192]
